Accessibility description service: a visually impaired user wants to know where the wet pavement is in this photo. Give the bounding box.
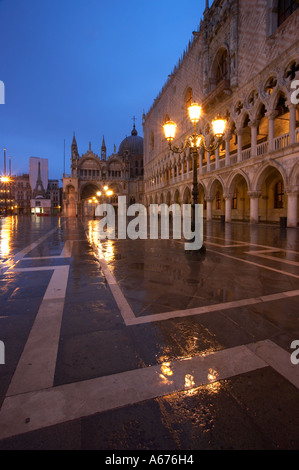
[0,215,299,450]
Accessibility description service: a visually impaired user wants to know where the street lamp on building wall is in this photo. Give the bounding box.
[163,103,226,231]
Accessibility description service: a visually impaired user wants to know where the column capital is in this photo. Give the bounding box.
[249,119,260,128]
[286,187,299,196]
[247,190,262,199]
[286,99,297,110]
[236,127,245,136]
[224,131,232,141]
[265,110,278,120]
[223,193,234,199]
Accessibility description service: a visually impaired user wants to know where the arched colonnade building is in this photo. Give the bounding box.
[143,0,299,227]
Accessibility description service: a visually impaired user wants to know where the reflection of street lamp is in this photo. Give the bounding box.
[88,198,98,219]
[0,175,11,216]
[163,103,226,232]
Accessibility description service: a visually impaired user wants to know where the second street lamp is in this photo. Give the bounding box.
[163,103,226,233]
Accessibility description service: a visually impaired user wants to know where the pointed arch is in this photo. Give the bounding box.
[251,161,287,192]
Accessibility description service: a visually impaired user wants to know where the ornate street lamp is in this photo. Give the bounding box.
[163,103,226,232]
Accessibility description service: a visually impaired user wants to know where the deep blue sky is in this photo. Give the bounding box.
[0,0,207,181]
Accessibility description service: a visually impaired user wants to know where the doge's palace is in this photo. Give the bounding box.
[143,0,299,227]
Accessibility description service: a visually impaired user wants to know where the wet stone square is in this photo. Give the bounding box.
[0,216,299,450]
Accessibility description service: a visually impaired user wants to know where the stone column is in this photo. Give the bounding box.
[215,147,219,169]
[207,151,210,172]
[248,191,261,224]
[266,111,277,152]
[237,128,243,162]
[224,195,232,222]
[206,197,213,221]
[287,191,298,227]
[225,133,231,166]
[287,103,297,145]
[249,120,258,158]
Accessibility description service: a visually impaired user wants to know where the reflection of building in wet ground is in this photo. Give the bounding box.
[1,217,299,448]
[0,158,61,216]
[143,0,299,228]
[62,125,144,217]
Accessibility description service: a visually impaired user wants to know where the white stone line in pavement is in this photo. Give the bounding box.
[6,265,70,396]
[205,241,249,248]
[99,257,136,323]
[0,341,269,441]
[126,289,299,325]
[207,248,299,279]
[206,235,299,255]
[22,240,74,260]
[247,340,299,389]
[245,249,299,267]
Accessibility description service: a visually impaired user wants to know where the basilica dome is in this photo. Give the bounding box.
[118,125,143,156]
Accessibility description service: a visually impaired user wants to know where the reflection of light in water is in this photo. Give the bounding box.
[207,368,219,382]
[103,240,115,262]
[184,374,195,389]
[0,218,12,257]
[159,359,174,385]
[206,382,221,394]
[86,221,116,263]
[161,362,173,376]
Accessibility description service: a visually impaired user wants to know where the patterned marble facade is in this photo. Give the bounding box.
[62,125,144,217]
[142,0,299,227]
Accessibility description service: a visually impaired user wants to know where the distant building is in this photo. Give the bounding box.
[62,124,144,217]
[47,179,61,214]
[29,157,51,215]
[13,174,31,215]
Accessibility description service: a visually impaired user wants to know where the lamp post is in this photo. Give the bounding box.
[88,186,114,219]
[163,103,226,232]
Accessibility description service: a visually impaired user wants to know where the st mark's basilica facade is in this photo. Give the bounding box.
[62,124,144,217]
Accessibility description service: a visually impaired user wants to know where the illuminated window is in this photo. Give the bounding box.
[277,0,298,27]
[274,181,284,208]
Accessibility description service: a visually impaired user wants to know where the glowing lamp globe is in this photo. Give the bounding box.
[163,121,177,142]
[212,118,226,138]
[188,103,201,124]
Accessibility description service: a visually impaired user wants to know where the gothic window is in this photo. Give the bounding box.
[216,50,229,85]
[232,191,237,210]
[185,87,193,111]
[277,0,299,27]
[150,132,154,151]
[274,181,284,208]
[284,60,299,81]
